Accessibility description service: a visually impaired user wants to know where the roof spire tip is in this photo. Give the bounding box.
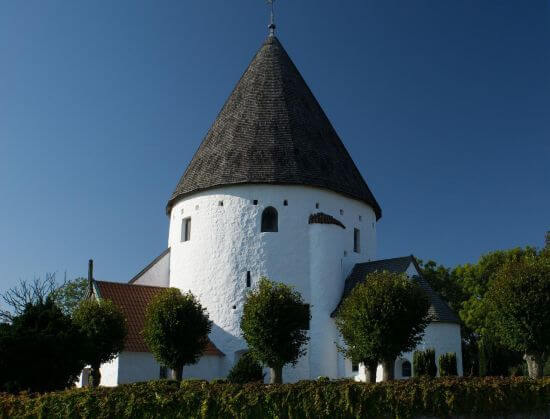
[267,0,276,36]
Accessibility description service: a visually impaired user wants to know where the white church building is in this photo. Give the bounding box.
[82,30,462,386]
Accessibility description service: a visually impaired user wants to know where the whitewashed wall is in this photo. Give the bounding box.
[130,249,170,287]
[99,357,119,387]
[106,352,225,385]
[168,184,377,381]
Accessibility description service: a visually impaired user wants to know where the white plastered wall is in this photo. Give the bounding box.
[130,250,170,287]
[168,184,377,381]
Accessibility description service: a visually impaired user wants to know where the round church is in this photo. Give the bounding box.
[83,29,462,387]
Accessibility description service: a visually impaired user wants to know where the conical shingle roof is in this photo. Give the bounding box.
[167,36,381,219]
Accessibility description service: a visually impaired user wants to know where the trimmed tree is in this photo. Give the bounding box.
[335,271,430,381]
[143,288,212,381]
[486,253,550,378]
[240,278,310,384]
[73,299,127,387]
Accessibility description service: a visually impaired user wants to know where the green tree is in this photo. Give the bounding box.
[51,277,88,316]
[73,299,127,387]
[240,278,310,384]
[0,298,85,393]
[486,252,550,378]
[143,288,211,381]
[335,271,430,381]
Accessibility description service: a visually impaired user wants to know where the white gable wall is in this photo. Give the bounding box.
[130,250,170,287]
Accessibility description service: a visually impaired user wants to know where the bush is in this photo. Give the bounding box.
[438,353,458,377]
[0,377,549,418]
[413,349,437,377]
[227,353,264,384]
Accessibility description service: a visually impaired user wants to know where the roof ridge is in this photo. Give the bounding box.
[95,279,168,290]
[128,248,170,284]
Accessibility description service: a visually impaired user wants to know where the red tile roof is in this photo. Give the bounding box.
[94,280,224,356]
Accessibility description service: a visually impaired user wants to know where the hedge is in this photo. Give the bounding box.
[1,377,549,419]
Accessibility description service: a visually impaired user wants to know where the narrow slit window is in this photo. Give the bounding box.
[219,201,223,206]
[253,199,258,205]
[283,200,288,206]
[315,203,320,209]
[358,215,362,221]
[261,206,278,232]
[246,271,251,288]
[353,228,360,253]
[352,362,359,372]
[181,218,191,242]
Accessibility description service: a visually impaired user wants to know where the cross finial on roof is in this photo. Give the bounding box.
[267,0,276,36]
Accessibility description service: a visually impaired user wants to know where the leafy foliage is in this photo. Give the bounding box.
[486,251,550,378]
[73,299,127,386]
[143,288,212,381]
[50,277,88,316]
[1,377,549,418]
[240,278,310,384]
[418,248,542,377]
[227,352,264,384]
[438,353,458,377]
[413,349,437,378]
[0,299,85,393]
[335,271,430,381]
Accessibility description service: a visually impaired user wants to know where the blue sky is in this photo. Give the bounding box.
[0,1,548,294]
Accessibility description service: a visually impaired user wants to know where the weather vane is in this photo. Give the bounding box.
[267,0,276,36]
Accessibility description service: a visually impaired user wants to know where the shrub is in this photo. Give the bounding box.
[438,353,458,377]
[413,349,437,377]
[0,377,549,418]
[227,353,264,384]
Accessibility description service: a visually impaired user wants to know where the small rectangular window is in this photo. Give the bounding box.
[358,215,362,221]
[315,203,320,209]
[246,271,251,287]
[354,228,360,253]
[219,201,224,206]
[159,366,168,379]
[340,209,344,215]
[253,199,258,205]
[181,218,191,242]
[352,362,358,372]
[283,200,288,206]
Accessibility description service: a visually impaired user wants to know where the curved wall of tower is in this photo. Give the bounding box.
[167,184,377,381]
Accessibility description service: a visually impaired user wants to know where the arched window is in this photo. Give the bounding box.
[402,360,412,378]
[261,207,278,232]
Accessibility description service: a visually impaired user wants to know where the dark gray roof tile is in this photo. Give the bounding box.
[332,255,460,323]
[167,36,381,219]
